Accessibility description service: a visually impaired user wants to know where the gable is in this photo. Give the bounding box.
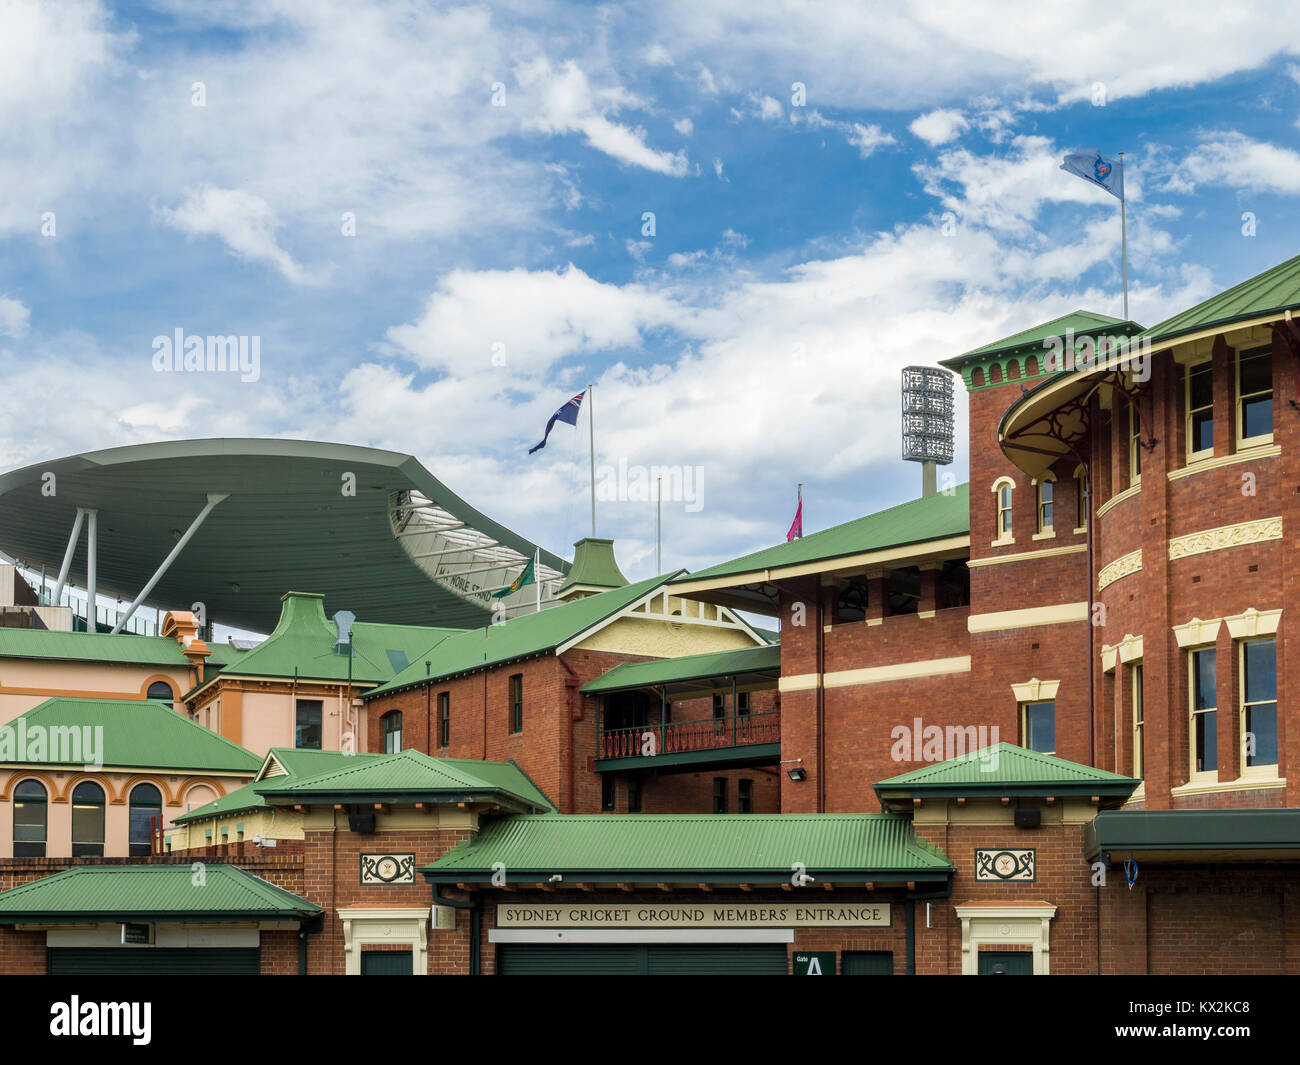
[565,589,766,657]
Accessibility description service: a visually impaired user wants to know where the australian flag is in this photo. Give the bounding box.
[528,391,585,454]
[1060,149,1124,201]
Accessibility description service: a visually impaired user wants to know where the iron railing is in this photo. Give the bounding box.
[599,711,780,760]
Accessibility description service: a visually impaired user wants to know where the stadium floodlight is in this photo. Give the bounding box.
[901,366,955,496]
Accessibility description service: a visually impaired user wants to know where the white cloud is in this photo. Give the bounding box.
[645,43,674,66]
[754,94,784,121]
[909,108,969,145]
[674,117,694,136]
[0,297,31,339]
[1174,131,1300,195]
[847,123,896,157]
[713,157,727,180]
[158,186,322,285]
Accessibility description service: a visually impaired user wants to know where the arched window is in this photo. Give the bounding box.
[146,681,174,701]
[129,783,163,857]
[13,780,46,858]
[971,367,986,388]
[1036,475,1054,533]
[383,710,403,754]
[71,781,106,858]
[992,478,1015,543]
[1025,355,1039,377]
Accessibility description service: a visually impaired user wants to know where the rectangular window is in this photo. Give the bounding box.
[295,700,323,749]
[1191,648,1217,775]
[712,777,727,814]
[712,693,725,721]
[438,692,450,748]
[601,775,616,812]
[1021,701,1055,755]
[1036,479,1053,532]
[1186,360,1214,458]
[509,674,523,733]
[738,778,753,814]
[996,482,1013,540]
[1237,346,1273,443]
[736,691,751,716]
[1128,402,1142,484]
[1132,664,1144,780]
[627,778,642,814]
[1241,638,1278,772]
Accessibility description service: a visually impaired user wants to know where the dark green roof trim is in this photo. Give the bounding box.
[557,538,629,596]
[1140,252,1300,345]
[580,643,781,695]
[1084,809,1300,860]
[874,743,1138,801]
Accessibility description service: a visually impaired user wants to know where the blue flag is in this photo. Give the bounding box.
[528,391,585,454]
[1060,150,1124,201]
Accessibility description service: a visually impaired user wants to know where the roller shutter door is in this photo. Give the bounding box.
[48,947,261,975]
[497,943,788,975]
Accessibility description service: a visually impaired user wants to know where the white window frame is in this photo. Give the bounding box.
[1238,636,1279,781]
[1032,474,1055,540]
[991,477,1015,546]
[1184,357,1214,463]
[1236,345,1274,448]
[1188,645,1218,785]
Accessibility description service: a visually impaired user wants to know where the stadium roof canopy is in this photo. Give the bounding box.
[0,438,568,633]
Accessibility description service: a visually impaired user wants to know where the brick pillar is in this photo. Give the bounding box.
[1271,328,1299,805]
[1212,333,1234,457]
[866,571,886,627]
[918,565,939,615]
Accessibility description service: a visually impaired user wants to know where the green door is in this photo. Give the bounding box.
[361,950,414,975]
[497,943,788,975]
[48,948,261,975]
[978,951,1033,975]
[842,951,894,974]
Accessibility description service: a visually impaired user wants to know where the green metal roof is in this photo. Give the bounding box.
[366,572,681,697]
[874,743,1138,801]
[941,310,1134,365]
[557,538,629,596]
[254,748,555,812]
[670,485,970,587]
[1084,809,1300,859]
[0,627,195,667]
[189,592,459,693]
[0,864,319,922]
[1,698,260,774]
[580,643,781,695]
[422,813,952,882]
[1140,252,1300,344]
[0,438,569,632]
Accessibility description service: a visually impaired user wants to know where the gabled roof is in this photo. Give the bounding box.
[942,310,1135,365]
[365,572,683,698]
[422,813,952,883]
[0,864,319,922]
[253,748,555,812]
[667,486,970,602]
[0,698,260,774]
[0,628,193,668]
[1140,252,1300,345]
[580,643,781,695]
[874,743,1137,803]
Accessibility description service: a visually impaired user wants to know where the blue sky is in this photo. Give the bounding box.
[3,0,1300,601]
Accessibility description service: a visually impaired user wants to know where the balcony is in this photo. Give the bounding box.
[595,710,781,773]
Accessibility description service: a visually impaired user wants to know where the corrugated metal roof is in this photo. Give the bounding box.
[367,572,680,697]
[1141,252,1300,343]
[0,628,192,667]
[0,864,319,918]
[581,644,781,694]
[3,698,260,773]
[254,748,554,811]
[942,309,1133,363]
[670,486,969,585]
[874,743,1137,794]
[423,814,951,876]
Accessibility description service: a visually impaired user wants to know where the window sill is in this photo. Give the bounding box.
[1096,482,1140,519]
[1031,530,1056,541]
[1171,775,1286,797]
[1072,526,1087,535]
[990,537,1016,548]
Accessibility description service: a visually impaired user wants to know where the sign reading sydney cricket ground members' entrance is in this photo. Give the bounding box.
[496,902,890,928]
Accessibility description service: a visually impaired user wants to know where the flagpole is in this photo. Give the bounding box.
[535,548,541,613]
[587,383,596,537]
[1119,150,1129,320]
[656,475,662,573]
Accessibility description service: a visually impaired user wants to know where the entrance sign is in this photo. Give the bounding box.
[793,951,836,975]
[496,902,890,928]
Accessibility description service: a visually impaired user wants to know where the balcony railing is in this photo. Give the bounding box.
[599,710,780,760]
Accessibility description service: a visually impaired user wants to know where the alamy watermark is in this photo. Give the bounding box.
[152,328,261,383]
[0,719,103,768]
[1042,329,1151,383]
[890,718,1000,771]
[595,460,704,512]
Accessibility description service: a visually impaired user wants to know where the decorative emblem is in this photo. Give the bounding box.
[975,848,1036,882]
[1093,155,1111,182]
[361,853,416,885]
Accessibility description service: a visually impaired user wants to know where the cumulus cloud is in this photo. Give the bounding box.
[847,122,896,157]
[0,297,31,339]
[1171,131,1300,195]
[909,108,969,145]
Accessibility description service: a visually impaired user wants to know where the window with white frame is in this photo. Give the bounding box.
[1128,400,1142,484]
[1240,637,1278,775]
[1035,476,1054,534]
[1131,663,1144,780]
[993,478,1014,542]
[1236,346,1273,445]
[1185,359,1213,460]
[1189,647,1217,778]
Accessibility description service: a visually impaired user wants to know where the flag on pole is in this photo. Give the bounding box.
[529,391,585,454]
[1060,149,1124,201]
[786,488,803,541]
[493,553,536,598]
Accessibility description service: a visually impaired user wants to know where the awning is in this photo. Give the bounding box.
[580,644,780,697]
[1084,809,1300,863]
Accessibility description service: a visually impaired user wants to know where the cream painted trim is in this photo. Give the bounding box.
[1097,549,1142,591]
[1224,607,1282,639]
[490,928,795,944]
[1172,617,1221,648]
[668,535,971,596]
[1010,677,1059,702]
[339,907,428,976]
[1170,776,1287,797]
[1167,517,1283,562]
[1096,482,1140,519]
[990,536,1016,547]
[778,673,821,693]
[1100,634,1143,674]
[556,586,766,655]
[1167,443,1281,481]
[954,903,1057,976]
[1031,530,1056,541]
[968,602,1087,633]
[823,656,970,689]
[966,543,1085,568]
[1101,646,1117,674]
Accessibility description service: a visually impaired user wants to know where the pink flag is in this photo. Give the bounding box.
[786,494,803,541]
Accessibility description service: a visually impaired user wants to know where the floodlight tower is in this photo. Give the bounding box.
[901,366,955,497]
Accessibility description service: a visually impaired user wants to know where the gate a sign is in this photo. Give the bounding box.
[792,951,836,975]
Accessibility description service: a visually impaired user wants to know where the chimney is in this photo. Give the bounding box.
[553,538,629,602]
[160,610,201,647]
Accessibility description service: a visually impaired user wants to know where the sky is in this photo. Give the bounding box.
[3,0,1300,602]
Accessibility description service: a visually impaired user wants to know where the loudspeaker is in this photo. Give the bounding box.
[1014,807,1041,829]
